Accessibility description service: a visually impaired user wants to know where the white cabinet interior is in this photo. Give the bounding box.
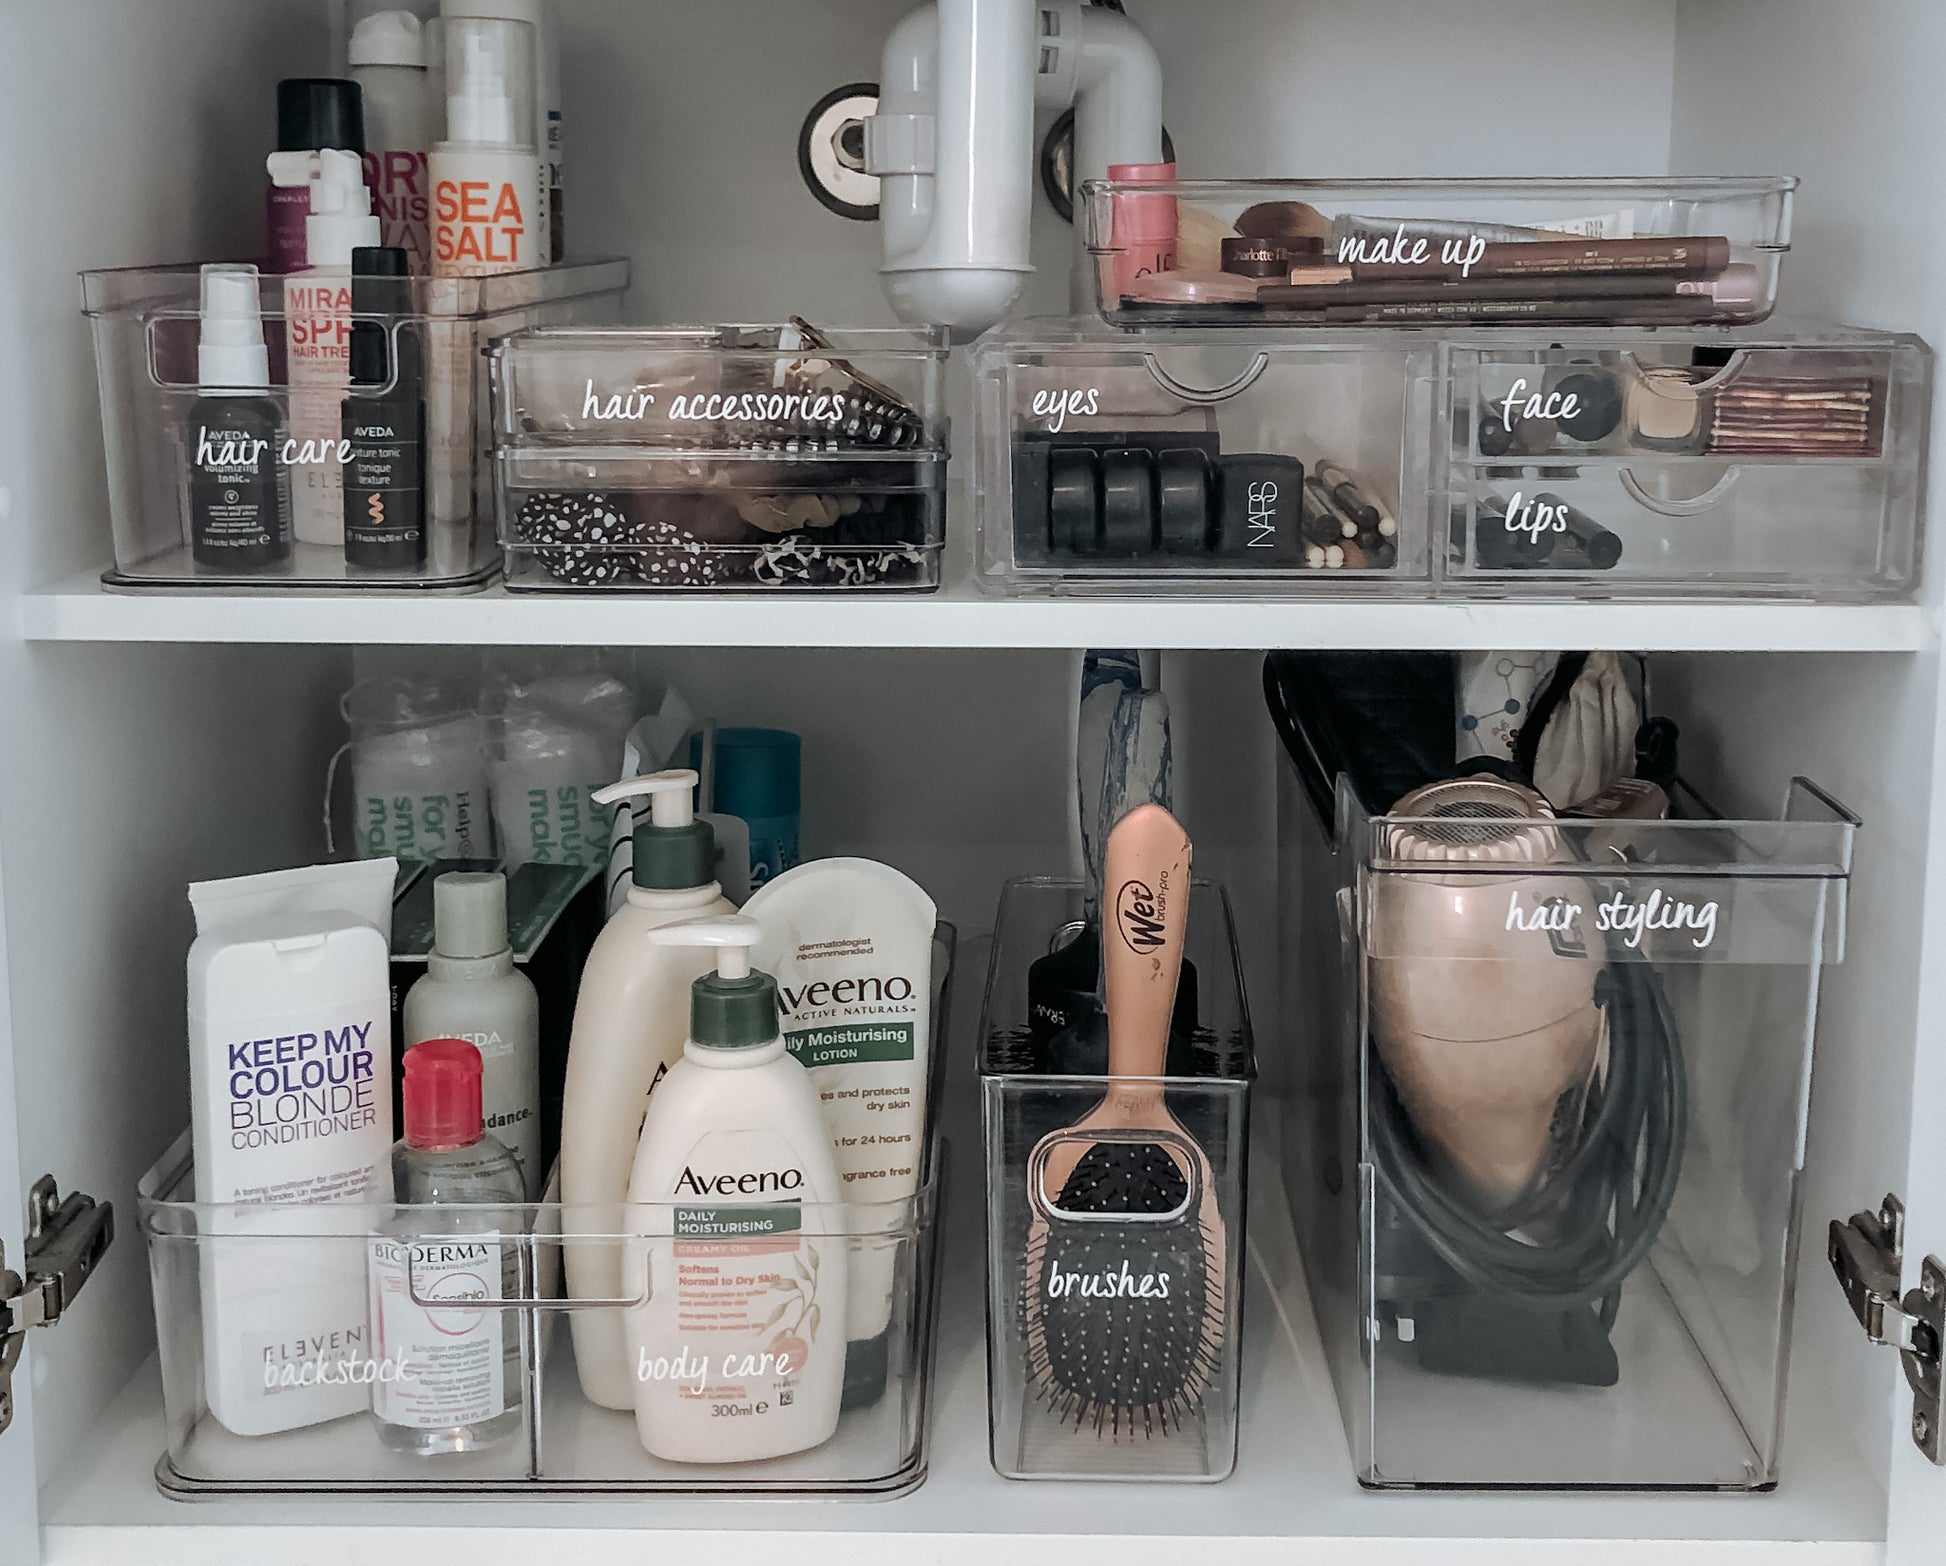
[3,1,1946,1561]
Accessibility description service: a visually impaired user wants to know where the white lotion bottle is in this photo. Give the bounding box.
[623,921,847,1463]
[403,872,542,1197]
[440,0,558,263]
[350,9,434,273]
[264,147,380,547]
[560,769,735,1408]
[429,16,540,276]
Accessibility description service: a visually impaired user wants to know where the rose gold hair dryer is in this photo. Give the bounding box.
[1368,776,1603,1216]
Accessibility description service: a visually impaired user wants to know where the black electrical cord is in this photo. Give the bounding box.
[1370,940,1688,1314]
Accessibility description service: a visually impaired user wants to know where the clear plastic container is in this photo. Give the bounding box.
[970,320,1930,602]
[1442,328,1931,598]
[135,927,955,1498]
[979,877,1252,1481]
[1272,741,1857,1490]
[81,261,629,590]
[970,320,1434,596]
[1083,177,1795,329]
[489,324,948,591]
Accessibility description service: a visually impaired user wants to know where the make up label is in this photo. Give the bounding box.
[1338,224,1488,277]
[1030,386,1101,433]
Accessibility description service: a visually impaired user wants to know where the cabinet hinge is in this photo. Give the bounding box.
[1829,1194,1945,1463]
[0,1175,115,1437]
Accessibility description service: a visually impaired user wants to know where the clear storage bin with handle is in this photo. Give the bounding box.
[1082,177,1795,329]
[81,259,628,589]
[135,926,955,1497]
[980,876,1252,1482]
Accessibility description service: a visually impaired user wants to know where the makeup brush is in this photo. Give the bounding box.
[1022,804,1225,1438]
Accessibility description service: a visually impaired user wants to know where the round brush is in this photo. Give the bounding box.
[1022,804,1226,1440]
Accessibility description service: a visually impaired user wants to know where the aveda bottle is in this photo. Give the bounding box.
[264,147,381,547]
[559,769,734,1409]
[368,1038,525,1454]
[623,921,847,1463]
[403,872,541,1196]
[342,244,428,569]
[187,263,290,570]
[429,16,540,277]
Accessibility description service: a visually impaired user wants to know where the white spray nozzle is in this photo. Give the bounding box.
[648,917,760,980]
[592,769,699,830]
[197,263,270,390]
[445,18,522,146]
[265,148,380,267]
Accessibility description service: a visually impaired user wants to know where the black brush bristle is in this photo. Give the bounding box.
[1024,1142,1224,1440]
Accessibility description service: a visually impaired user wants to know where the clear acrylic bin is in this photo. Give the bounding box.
[1083,177,1794,329]
[970,320,1433,596]
[135,928,955,1498]
[1443,329,1931,599]
[489,325,948,591]
[1275,753,1857,1490]
[979,877,1253,1481]
[81,261,629,590]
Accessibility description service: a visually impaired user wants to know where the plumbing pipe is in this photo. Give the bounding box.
[1070,4,1164,307]
[868,0,1037,332]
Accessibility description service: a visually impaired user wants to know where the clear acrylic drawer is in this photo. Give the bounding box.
[81,261,628,590]
[1274,748,1856,1490]
[979,877,1253,1481]
[489,325,948,591]
[971,320,1433,596]
[135,928,954,1498]
[1444,330,1931,599]
[1082,177,1794,329]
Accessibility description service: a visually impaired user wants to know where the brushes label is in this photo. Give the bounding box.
[1044,1258,1173,1300]
[783,1021,913,1069]
[1504,888,1720,950]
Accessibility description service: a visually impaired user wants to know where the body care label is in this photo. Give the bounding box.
[368,1230,516,1429]
[431,151,539,277]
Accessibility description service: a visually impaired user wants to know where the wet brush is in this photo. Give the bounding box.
[1022,803,1226,1439]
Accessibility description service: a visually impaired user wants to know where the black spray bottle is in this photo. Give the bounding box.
[342,245,428,570]
[188,263,290,569]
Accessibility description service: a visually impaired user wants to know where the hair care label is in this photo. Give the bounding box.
[368,1230,516,1428]
[431,150,539,277]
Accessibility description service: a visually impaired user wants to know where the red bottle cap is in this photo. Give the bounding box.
[401,1038,484,1151]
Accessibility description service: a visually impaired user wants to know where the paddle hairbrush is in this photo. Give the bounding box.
[1021,804,1226,1439]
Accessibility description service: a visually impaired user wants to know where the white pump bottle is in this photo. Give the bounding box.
[623,920,847,1463]
[559,769,736,1408]
[264,147,380,546]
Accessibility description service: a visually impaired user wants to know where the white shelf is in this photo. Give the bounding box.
[17,567,1934,652]
[41,1135,1885,1566]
